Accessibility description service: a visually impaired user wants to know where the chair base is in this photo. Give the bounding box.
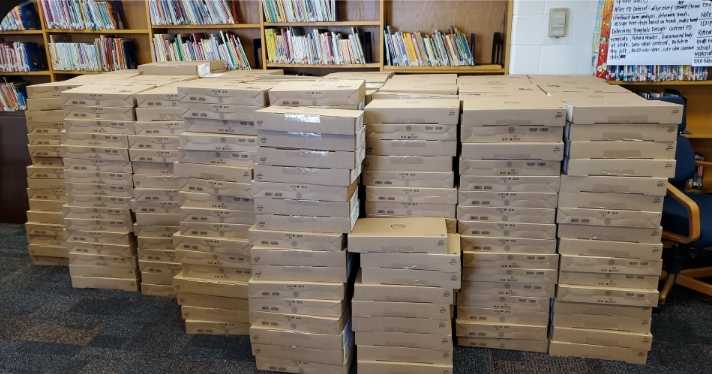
[675,266,712,297]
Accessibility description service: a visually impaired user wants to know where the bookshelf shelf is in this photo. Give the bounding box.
[0,30,43,35]
[267,63,381,69]
[45,29,150,34]
[609,80,712,86]
[383,64,505,74]
[151,24,261,30]
[264,21,381,27]
[53,70,103,75]
[0,71,51,76]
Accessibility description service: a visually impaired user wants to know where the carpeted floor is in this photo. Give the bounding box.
[1,223,711,374]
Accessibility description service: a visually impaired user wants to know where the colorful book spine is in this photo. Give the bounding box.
[152,32,251,70]
[262,0,336,22]
[384,26,475,67]
[149,0,235,25]
[264,27,366,65]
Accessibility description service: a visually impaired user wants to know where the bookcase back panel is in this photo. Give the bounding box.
[385,0,508,64]
[235,0,262,24]
[336,0,380,21]
[123,0,149,29]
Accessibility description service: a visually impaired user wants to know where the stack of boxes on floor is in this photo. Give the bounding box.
[362,75,459,230]
[61,78,150,292]
[248,79,365,373]
[25,80,82,266]
[455,76,565,353]
[172,78,269,335]
[349,217,461,373]
[545,81,681,364]
[324,72,393,102]
[130,79,191,297]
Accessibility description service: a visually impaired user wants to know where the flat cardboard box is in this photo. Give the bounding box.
[363,170,453,188]
[558,238,662,260]
[567,123,677,142]
[255,210,358,234]
[63,119,134,135]
[252,263,347,283]
[250,325,346,350]
[456,306,550,325]
[348,217,448,253]
[557,224,662,244]
[251,247,345,267]
[564,158,676,178]
[553,301,652,333]
[557,284,658,307]
[178,149,254,167]
[248,227,344,250]
[256,106,363,135]
[182,178,251,197]
[66,242,129,258]
[134,187,180,202]
[460,235,557,254]
[26,122,63,135]
[366,139,457,157]
[184,320,250,336]
[64,170,132,186]
[64,218,133,232]
[360,233,460,272]
[63,158,132,173]
[179,192,254,212]
[28,243,67,258]
[366,186,457,204]
[258,126,364,152]
[131,161,174,175]
[256,146,363,169]
[559,175,667,196]
[461,280,555,298]
[183,117,258,135]
[455,320,548,340]
[174,162,252,183]
[176,292,248,310]
[63,205,132,221]
[173,271,248,298]
[29,198,63,212]
[28,145,61,158]
[459,175,560,193]
[138,61,210,76]
[69,264,136,278]
[61,145,130,162]
[178,221,251,239]
[136,107,182,122]
[250,310,345,334]
[253,181,356,202]
[457,206,555,224]
[250,297,344,318]
[252,342,350,366]
[361,258,460,286]
[131,120,183,135]
[352,316,451,334]
[458,191,558,208]
[134,223,177,237]
[458,221,556,239]
[457,337,549,353]
[358,345,452,366]
[64,194,131,209]
[462,251,558,270]
[181,306,249,324]
[248,279,344,300]
[460,95,565,126]
[365,201,456,218]
[133,174,184,189]
[27,187,65,202]
[549,340,648,365]
[128,134,180,150]
[61,84,153,107]
[457,292,550,313]
[173,231,249,254]
[354,278,454,304]
[461,142,564,161]
[179,132,256,152]
[26,165,63,180]
[462,267,558,284]
[353,299,450,320]
[563,92,682,125]
[357,360,453,374]
[268,79,365,109]
[176,248,250,268]
[25,108,65,123]
[364,98,460,125]
[27,81,83,98]
[254,164,359,187]
[356,331,452,351]
[70,276,138,292]
[254,193,358,217]
[64,182,132,198]
[366,123,457,141]
[141,283,175,297]
[64,105,136,121]
[462,125,564,143]
[255,356,350,374]
[557,207,662,228]
[560,254,661,276]
[26,177,64,189]
[567,140,676,159]
[65,229,132,245]
[28,133,61,146]
[365,155,452,172]
[558,271,659,290]
[177,80,269,106]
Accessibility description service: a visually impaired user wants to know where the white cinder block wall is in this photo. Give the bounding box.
[509,0,598,74]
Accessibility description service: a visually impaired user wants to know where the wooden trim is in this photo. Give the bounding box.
[696,160,712,167]
[676,274,712,297]
[663,182,701,244]
[504,0,513,74]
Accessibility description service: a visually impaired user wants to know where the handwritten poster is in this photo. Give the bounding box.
[695,1,712,66]
[607,0,702,65]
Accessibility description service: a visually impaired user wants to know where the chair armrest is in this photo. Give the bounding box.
[663,182,701,244]
[696,160,712,167]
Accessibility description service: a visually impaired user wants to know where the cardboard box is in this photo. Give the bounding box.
[558,238,662,260]
[558,271,659,290]
[133,174,184,189]
[559,175,667,196]
[249,297,344,318]
[177,247,250,268]
[181,305,249,324]
[27,188,65,201]
[253,342,351,367]
[360,233,460,272]
[456,306,550,325]
[564,159,676,178]
[256,146,363,169]
[179,192,253,211]
[549,340,648,365]
[63,119,134,135]
[462,252,558,270]
[25,108,65,123]
[69,264,136,278]
[257,106,363,135]
[556,284,658,307]
[182,104,262,122]
[183,117,258,135]
[462,267,558,284]
[459,175,560,193]
[559,254,661,276]
[356,331,452,351]
[457,206,555,224]
[365,201,456,218]
[259,126,364,152]
[348,217,448,253]
[173,231,249,254]
[557,224,662,243]
[138,61,210,76]
[460,235,557,254]
[250,310,345,334]
[460,95,565,127]
[366,186,457,204]
[63,158,132,173]
[358,345,451,366]
[184,320,250,336]
[357,360,453,374]
[63,205,132,221]
[457,292,550,313]
[567,140,675,159]
[254,193,358,217]
[131,161,174,175]
[248,279,345,300]
[26,165,63,179]
[365,155,452,172]
[28,243,67,258]
[553,301,652,333]
[250,325,347,350]
[564,92,683,125]
[62,84,153,107]
[179,132,256,152]
[461,142,564,161]
[255,210,358,234]
[455,320,548,340]
[29,145,61,158]
[176,292,248,310]
[27,81,83,98]
[174,162,252,183]
[354,278,454,304]
[363,170,453,188]
[461,280,555,298]
[70,276,138,292]
[255,356,350,374]
[131,120,183,136]
[567,123,677,142]
[179,149,254,167]
[462,125,563,143]
[255,164,359,187]
[180,261,251,282]
[177,80,269,106]
[64,170,132,186]
[248,227,344,250]
[61,145,130,162]
[457,337,548,353]
[557,207,662,228]
[29,198,63,211]
[182,178,251,197]
[352,300,450,320]
[251,247,345,267]
[352,316,451,334]
[268,79,365,109]
[128,135,180,150]
[178,221,251,239]
[136,107,182,122]
[458,221,556,239]
[361,267,460,289]
[180,206,253,225]
[366,123,457,141]
[64,105,136,121]
[252,264,348,283]
[458,191,558,208]
[367,139,457,157]
[65,194,131,209]
[364,98,460,125]
[253,181,356,202]
[28,133,61,146]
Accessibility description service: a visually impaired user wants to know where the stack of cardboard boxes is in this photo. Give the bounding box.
[455,77,565,353]
[172,79,269,335]
[324,72,393,102]
[130,80,189,296]
[248,79,365,373]
[25,80,82,265]
[362,97,459,223]
[60,80,151,291]
[349,217,460,373]
[549,88,681,364]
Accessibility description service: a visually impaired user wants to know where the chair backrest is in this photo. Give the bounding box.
[671,135,696,187]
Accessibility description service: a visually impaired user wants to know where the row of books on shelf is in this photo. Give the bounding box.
[40,0,126,30]
[152,32,250,70]
[0,42,46,72]
[604,65,711,82]
[262,0,336,23]
[384,26,475,67]
[0,82,26,111]
[149,0,234,26]
[0,4,40,31]
[48,35,136,72]
[265,27,367,65]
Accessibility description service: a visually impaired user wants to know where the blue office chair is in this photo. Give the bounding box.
[658,91,712,303]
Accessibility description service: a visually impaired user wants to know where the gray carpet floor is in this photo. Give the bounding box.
[1,223,711,374]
